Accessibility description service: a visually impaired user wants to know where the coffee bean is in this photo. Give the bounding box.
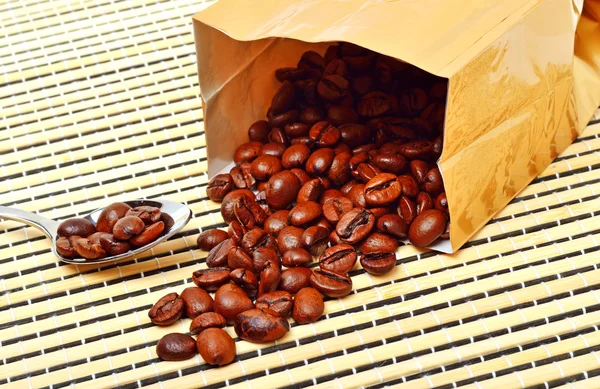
[353,163,382,183]
[349,152,369,170]
[56,236,78,258]
[248,120,270,143]
[399,88,428,117]
[92,233,130,256]
[241,228,276,255]
[72,237,106,259]
[281,144,309,170]
[310,268,353,298]
[277,226,305,254]
[360,252,396,275]
[227,246,254,271]
[309,121,340,147]
[327,152,352,185]
[398,141,434,161]
[180,287,214,318]
[336,208,375,244]
[230,268,259,298]
[229,166,247,189]
[221,189,255,224]
[299,106,326,125]
[358,232,398,254]
[317,75,349,102]
[396,175,419,198]
[234,308,290,342]
[255,291,293,317]
[306,148,335,176]
[293,287,324,324]
[258,259,282,297]
[289,168,311,186]
[339,124,371,148]
[398,196,417,225]
[424,167,444,196]
[353,143,378,155]
[410,160,430,184]
[129,221,164,246]
[234,141,263,165]
[301,226,329,257]
[298,51,325,78]
[281,247,313,268]
[206,238,236,268]
[364,173,402,206]
[264,210,290,237]
[434,192,449,217]
[416,191,434,214]
[322,196,354,225]
[271,80,296,114]
[319,244,357,274]
[251,247,278,273]
[352,75,374,97]
[376,214,408,239]
[323,58,348,77]
[279,267,313,294]
[228,220,247,243]
[259,142,287,158]
[189,312,227,335]
[96,202,131,232]
[214,283,254,323]
[148,292,184,326]
[156,333,197,361]
[275,67,307,82]
[266,170,301,210]
[408,209,446,247]
[297,178,325,204]
[111,216,144,240]
[233,196,267,229]
[197,229,229,251]
[288,201,322,227]
[327,105,359,126]
[343,55,373,72]
[249,155,282,181]
[126,206,161,225]
[197,328,236,366]
[192,268,231,292]
[357,91,393,117]
[57,218,96,238]
[269,110,298,129]
[371,151,407,175]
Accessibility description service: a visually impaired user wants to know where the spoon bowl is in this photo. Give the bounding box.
[0,199,192,264]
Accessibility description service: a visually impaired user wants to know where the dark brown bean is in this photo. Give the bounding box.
[298,51,325,78]
[57,218,96,238]
[398,196,418,225]
[189,312,226,335]
[360,252,396,275]
[347,184,368,208]
[248,120,270,143]
[275,67,307,82]
[398,141,434,161]
[323,58,348,77]
[271,80,296,114]
[410,160,430,185]
[241,228,276,255]
[72,237,106,259]
[180,287,214,318]
[281,248,313,268]
[148,292,184,326]
[369,205,396,219]
[96,202,131,232]
[129,221,164,246]
[252,247,279,273]
[250,155,282,181]
[255,291,293,317]
[358,232,398,254]
[336,208,375,244]
[234,308,290,342]
[192,268,231,292]
[197,328,236,366]
[269,110,298,130]
[266,170,301,210]
[322,196,353,225]
[416,191,434,215]
[214,284,254,323]
[228,220,247,243]
[259,142,287,158]
[230,166,248,189]
[230,268,259,298]
[227,246,254,271]
[279,267,313,294]
[398,88,428,117]
[339,124,371,148]
[197,229,229,251]
[306,148,335,176]
[258,259,282,297]
[301,226,329,257]
[126,206,161,225]
[297,178,325,204]
[357,91,393,117]
[234,141,263,165]
[277,226,305,254]
[364,173,401,206]
[376,214,408,239]
[371,152,407,175]
[310,268,353,298]
[327,152,352,186]
[352,75,374,97]
[293,287,324,324]
[299,106,326,125]
[206,238,236,268]
[56,236,78,258]
[264,210,290,237]
[353,163,382,183]
[319,244,357,274]
[309,121,340,147]
[289,168,311,186]
[288,201,322,227]
[424,167,444,196]
[396,175,419,198]
[156,333,197,361]
[221,189,255,224]
[317,75,349,102]
[281,144,310,169]
[233,196,268,229]
[327,105,359,126]
[435,192,449,217]
[408,209,447,247]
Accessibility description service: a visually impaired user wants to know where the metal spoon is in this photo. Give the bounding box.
[0,199,192,264]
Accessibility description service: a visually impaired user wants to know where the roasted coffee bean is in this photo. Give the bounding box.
[241,228,274,255]
[275,67,307,82]
[306,148,335,176]
[332,143,352,157]
[271,80,296,114]
[90,232,131,256]
[320,189,345,205]
[56,236,78,258]
[416,191,434,214]
[287,201,322,227]
[369,205,396,219]
[234,196,267,229]
[228,220,247,243]
[326,152,352,185]
[339,124,372,148]
[250,155,282,181]
[180,287,214,318]
[347,183,368,208]
[360,252,396,275]
[148,292,184,326]
[343,55,373,72]
[358,232,398,254]
[299,106,326,125]
[197,229,229,251]
[130,221,164,246]
[227,246,254,271]
[352,162,380,184]
[329,229,344,245]
[322,196,353,224]
[192,268,231,292]
[255,291,293,317]
[357,91,393,117]
[408,209,447,247]
[323,58,348,77]
[279,267,313,294]
[317,75,349,102]
[112,216,145,240]
[371,151,407,175]
[72,237,106,259]
[234,308,290,342]
[424,168,444,196]
[421,103,446,129]
[156,333,197,361]
[301,226,329,257]
[340,179,359,194]
[284,122,310,138]
[289,168,311,186]
[309,121,340,147]
[281,144,310,170]
[206,238,236,268]
[310,268,353,298]
[435,192,449,217]
[319,244,357,274]
[264,210,290,237]
[214,284,254,323]
[410,160,430,185]
[234,141,263,165]
[398,88,428,117]
[221,189,255,224]
[277,225,305,253]
[269,110,298,129]
[364,173,402,206]
[281,248,313,268]
[190,312,227,335]
[268,126,289,144]
[376,214,408,239]
[327,105,359,126]
[252,247,279,273]
[396,175,419,198]
[293,287,324,324]
[298,50,325,78]
[258,259,282,297]
[324,45,340,63]
[196,328,236,366]
[57,218,96,238]
[248,120,270,143]
[352,75,374,97]
[229,166,248,189]
[266,170,301,210]
[336,208,375,244]
[96,202,131,232]
[398,141,434,161]
[297,178,325,203]
[126,206,161,225]
[349,151,369,170]
[230,268,259,298]
[303,80,321,105]
[259,142,287,158]
[398,196,418,225]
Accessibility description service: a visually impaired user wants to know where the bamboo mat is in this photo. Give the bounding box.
[1,1,600,388]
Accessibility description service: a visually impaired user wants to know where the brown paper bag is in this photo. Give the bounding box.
[192,0,600,253]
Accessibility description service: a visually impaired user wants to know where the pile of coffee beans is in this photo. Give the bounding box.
[56,202,169,260]
[152,42,450,366]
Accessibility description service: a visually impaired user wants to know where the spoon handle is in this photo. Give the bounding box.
[0,206,60,239]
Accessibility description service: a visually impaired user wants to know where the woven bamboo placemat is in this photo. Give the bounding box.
[1,1,600,388]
